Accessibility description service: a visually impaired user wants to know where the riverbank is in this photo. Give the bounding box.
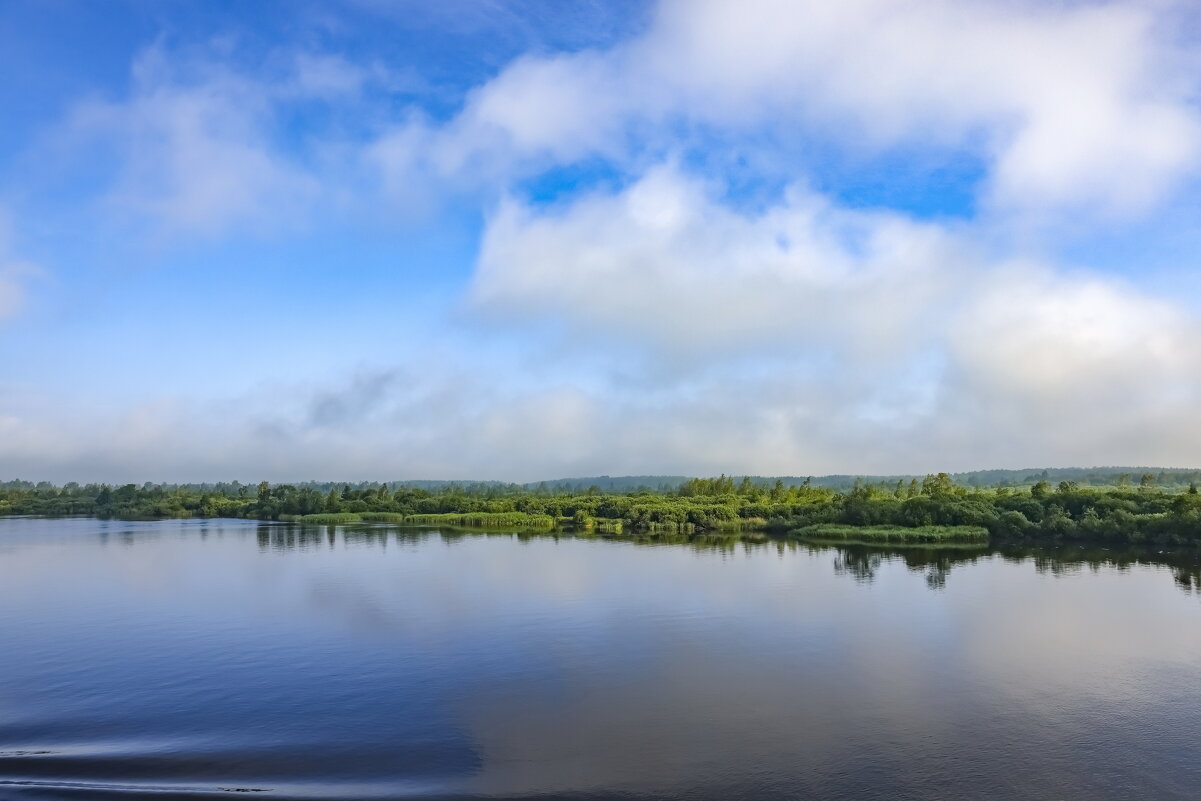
[5,474,1201,547]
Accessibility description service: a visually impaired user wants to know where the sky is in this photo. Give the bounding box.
[3,0,1201,484]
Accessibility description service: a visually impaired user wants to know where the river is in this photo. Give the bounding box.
[2,517,1200,800]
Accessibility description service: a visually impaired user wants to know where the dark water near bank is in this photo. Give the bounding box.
[2,518,1201,800]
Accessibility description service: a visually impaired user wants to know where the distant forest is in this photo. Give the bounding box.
[4,469,1201,546]
[5,465,1197,498]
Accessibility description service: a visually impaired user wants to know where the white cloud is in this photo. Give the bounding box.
[430,1,1201,474]
[9,149,1201,480]
[950,266,1201,404]
[650,0,1201,213]
[366,51,631,213]
[45,2,1201,236]
[461,160,1201,474]
[457,51,630,164]
[58,45,358,238]
[396,0,1201,218]
[472,164,966,359]
[6,2,1201,480]
[936,265,1201,466]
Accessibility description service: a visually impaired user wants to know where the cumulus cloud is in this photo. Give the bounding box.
[433,1,1201,474]
[652,0,1200,215]
[461,160,1201,474]
[384,0,1200,219]
[473,164,967,359]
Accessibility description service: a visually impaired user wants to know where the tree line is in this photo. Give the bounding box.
[3,473,1201,545]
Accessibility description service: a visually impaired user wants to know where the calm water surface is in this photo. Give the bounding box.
[2,517,1201,800]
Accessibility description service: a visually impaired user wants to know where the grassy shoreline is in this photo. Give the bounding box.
[791,523,990,543]
[7,472,1201,547]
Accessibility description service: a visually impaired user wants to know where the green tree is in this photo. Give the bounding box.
[922,473,955,496]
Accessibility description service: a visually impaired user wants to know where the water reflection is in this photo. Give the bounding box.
[832,548,884,584]
[73,516,1201,598]
[252,523,1201,597]
[2,517,1201,800]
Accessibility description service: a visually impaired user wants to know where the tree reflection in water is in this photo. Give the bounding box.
[817,540,1201,595]
[248,523,1201,597]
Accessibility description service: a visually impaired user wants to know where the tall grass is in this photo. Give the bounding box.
[285,513,363,524]
[792,524,989,543]
[403,512,556,529]
[359,512,407,523]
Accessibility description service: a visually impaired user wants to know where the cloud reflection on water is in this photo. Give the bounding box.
[1,519,1200,799]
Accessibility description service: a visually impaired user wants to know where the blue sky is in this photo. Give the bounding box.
[3,0,1201,483]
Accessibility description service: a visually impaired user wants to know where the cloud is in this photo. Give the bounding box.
[472,164,967,359]
[430,1,1201,473]
[5,283,1201,481]
[6,158,1200,481]
[462,160,1201,473]
[655,0,1200,215]
[39,1,1201,238]
[950,266,1201,404]
[390,0,1201,219]
[5,2,1201,481]
[937,265,1201,465]
[55,44,379,238]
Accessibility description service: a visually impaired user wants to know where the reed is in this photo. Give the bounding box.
[403,512,556,528]
[288,513,363,524]
[793,524,990,543]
